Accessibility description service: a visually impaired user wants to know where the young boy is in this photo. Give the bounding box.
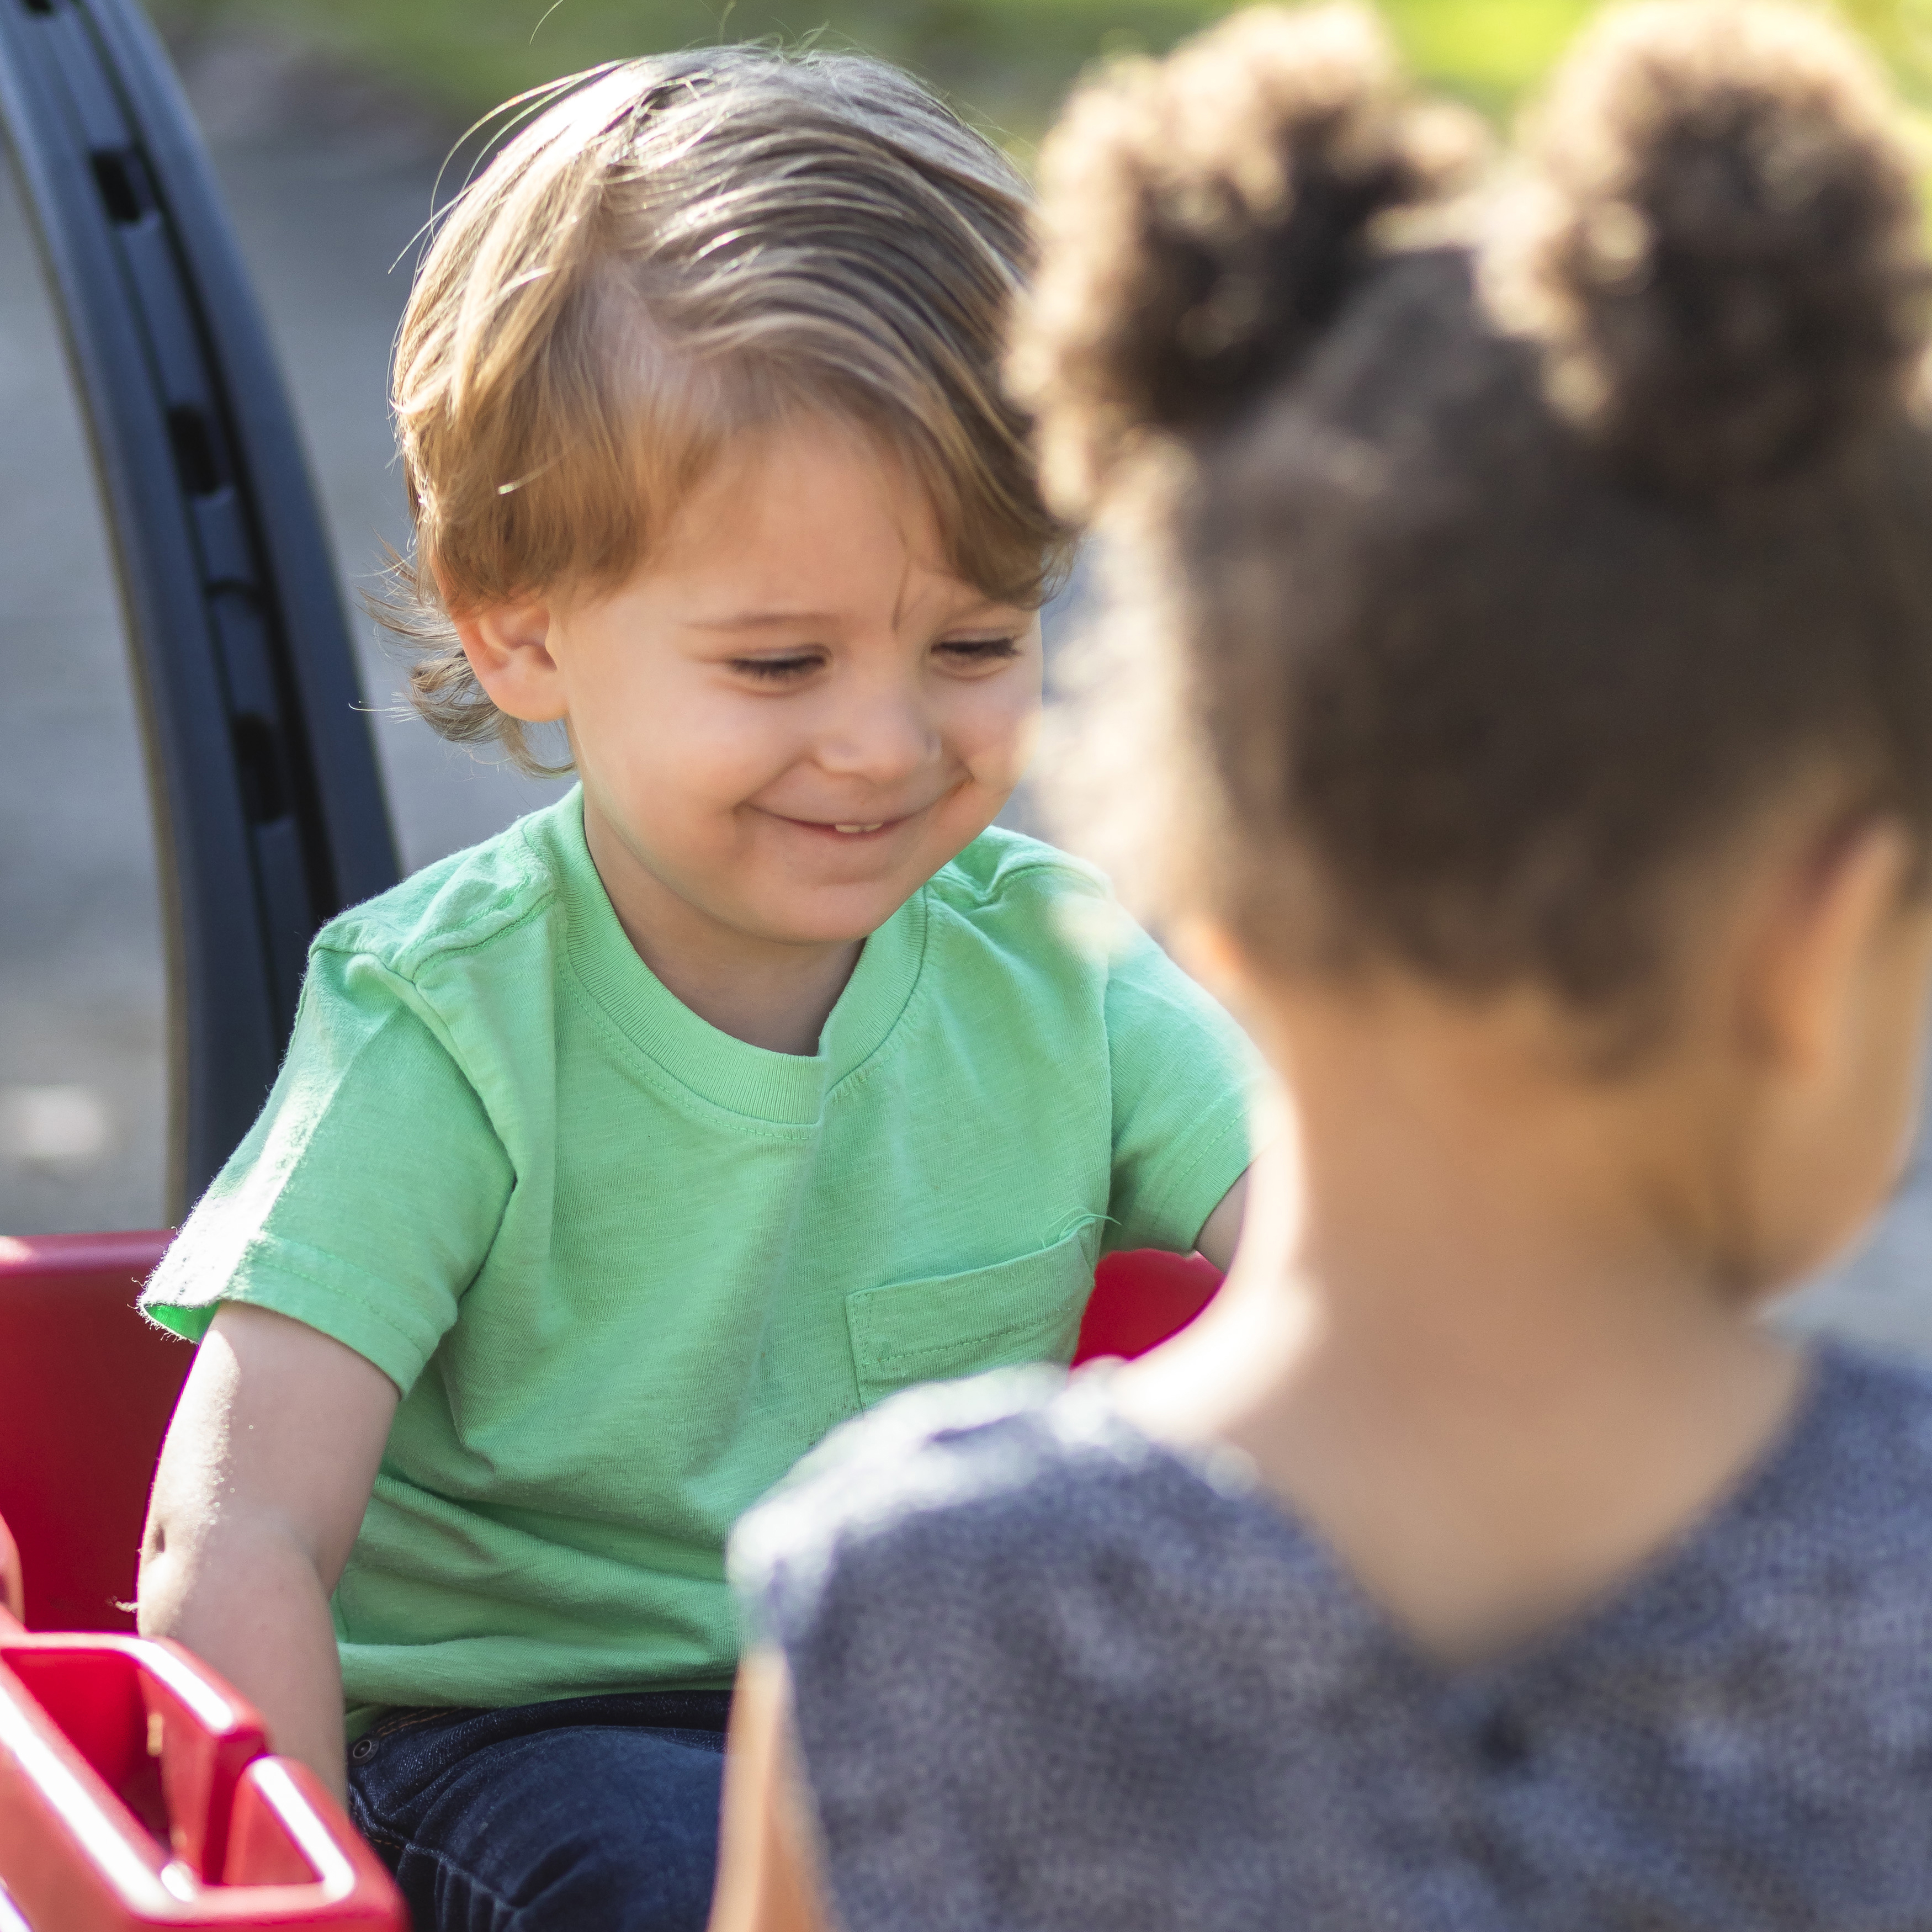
[135,45,1252,1932]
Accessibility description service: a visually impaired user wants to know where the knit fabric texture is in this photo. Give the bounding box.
[735,1346,1932,1931]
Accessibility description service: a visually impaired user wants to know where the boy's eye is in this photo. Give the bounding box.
[730,653,823,682]
[937,635,1021,667]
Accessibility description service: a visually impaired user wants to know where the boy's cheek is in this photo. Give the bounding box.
[995,698,1043,782]
[944,662,1041,761]
[597,705,799,824]
[956,698,1040,804]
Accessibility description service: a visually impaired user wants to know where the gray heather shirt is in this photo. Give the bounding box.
[732,1346,1932,1931]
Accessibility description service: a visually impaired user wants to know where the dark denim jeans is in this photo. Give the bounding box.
[345,1691,731,1932]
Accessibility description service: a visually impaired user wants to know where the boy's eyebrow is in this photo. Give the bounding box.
[684,601,1020,632]
[684,610,843,630]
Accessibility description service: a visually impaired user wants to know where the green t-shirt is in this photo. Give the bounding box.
[142,791,1254,1725]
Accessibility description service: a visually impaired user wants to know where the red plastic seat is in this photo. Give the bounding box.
[0,1232,1206,1930]
[1074,1248,1223,1366]
[0,1232,185,1634]
[0,1231,1211,1637]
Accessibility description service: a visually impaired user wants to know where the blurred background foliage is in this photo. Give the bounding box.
[137,0,1932,152]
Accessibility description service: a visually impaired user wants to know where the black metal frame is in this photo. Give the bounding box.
[0,0,399,1212]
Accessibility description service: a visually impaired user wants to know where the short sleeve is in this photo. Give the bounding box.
[140,943,513,1394]
[1103,927,1258,1255]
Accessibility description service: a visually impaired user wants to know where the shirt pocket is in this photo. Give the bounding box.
[844,1229,1096,1408]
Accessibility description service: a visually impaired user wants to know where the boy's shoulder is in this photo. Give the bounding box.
[925,825,1119,936]
[931,824,1107,901]
[313,791,580,982]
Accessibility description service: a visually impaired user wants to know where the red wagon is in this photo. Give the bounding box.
[0,1233,405,1929]
[0,4,1225,1923]
[0,1233,1218,1931]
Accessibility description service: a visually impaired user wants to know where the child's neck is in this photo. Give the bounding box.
[1117,1000,1806,1669]
[585,804,862,1057]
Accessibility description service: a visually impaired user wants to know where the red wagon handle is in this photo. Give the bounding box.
[0,1620,403,1929]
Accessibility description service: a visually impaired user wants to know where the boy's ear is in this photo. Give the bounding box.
[448,592,569,725]
[1742,816,1917,1078]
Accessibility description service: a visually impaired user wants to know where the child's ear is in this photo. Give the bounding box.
[448,591,569,725]
[1743,816,1918,1079]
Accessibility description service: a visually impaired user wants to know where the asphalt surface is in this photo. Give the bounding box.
[2,39,1929,1368]
[0,65,567,1238]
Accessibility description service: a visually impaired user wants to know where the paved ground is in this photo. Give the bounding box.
[2,36,1929,1364]
[1,146,174,1236]
[0,59,569,1238]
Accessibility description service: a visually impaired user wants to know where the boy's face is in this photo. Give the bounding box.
[468,416,1042,951]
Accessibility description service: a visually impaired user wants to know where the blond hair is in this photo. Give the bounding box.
[390,47,1068,771]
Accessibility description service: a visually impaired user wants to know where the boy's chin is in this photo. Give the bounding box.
[751,822,1003,942]
[750,879,926,947]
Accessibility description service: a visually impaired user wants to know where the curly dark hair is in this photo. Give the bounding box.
[1015,1,1932,1053]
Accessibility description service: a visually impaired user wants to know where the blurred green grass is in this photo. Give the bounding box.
[142,0,1931,146]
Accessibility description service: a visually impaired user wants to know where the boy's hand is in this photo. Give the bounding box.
[138,1302,398,1800]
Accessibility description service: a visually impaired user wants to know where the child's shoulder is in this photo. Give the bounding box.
[739,1368,1086,1563]
[1669,1340,1932,1686]
[731,1368,1245,1641]
[925,826,1133,960]
[736,1339,1932,1645]
[930,825,1110,911]
[1814,1331,1932,1408]
[1779,1339,1932,1545]
[311,792,581,981]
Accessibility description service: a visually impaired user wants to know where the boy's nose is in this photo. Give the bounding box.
[814,683,938,785]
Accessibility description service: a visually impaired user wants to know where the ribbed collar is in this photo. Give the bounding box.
[530,789,926,1125]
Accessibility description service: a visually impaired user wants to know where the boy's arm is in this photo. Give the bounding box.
[138,1302,398,1802]
[1195,1169,1250,1273]
[1097,910,1259,1265]
[710,1650,832,1932]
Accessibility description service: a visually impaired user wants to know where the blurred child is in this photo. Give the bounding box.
[718,6,1932,1926]
[134,47,1254,1932]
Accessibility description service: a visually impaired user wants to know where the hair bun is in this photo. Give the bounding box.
[1489,0,1932,492]
[1011,3,1484,519]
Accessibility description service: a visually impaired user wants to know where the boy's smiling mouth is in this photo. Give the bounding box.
[761,804,936,842]
[775,814,903,840]
[756,768,991,852]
